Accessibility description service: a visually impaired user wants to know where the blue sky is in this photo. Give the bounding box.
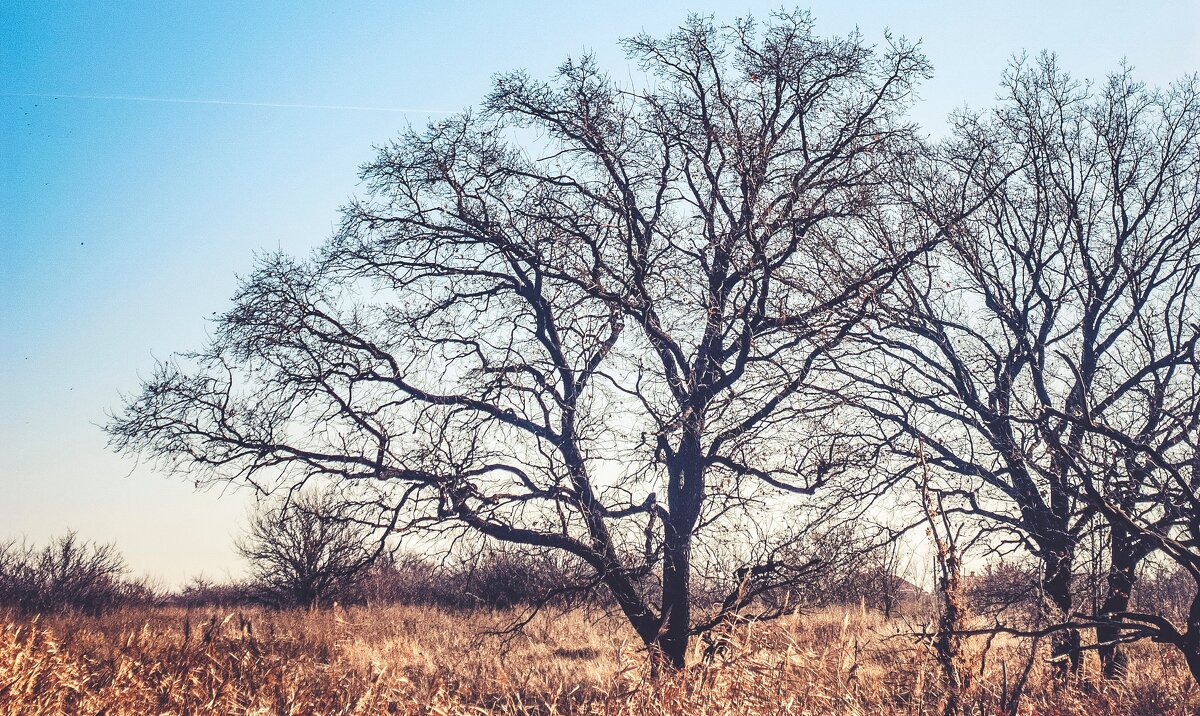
[2,1,1198,586]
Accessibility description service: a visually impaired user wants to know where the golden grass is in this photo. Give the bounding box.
[1,603,1195,715]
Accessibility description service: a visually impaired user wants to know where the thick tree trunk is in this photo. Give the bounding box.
[1181,598,1200,685]
[1096,530,1141,678]
[655,430,705,669]
[1182,641,1200,685]
[1043,547,1081,675]
[1172,586,1200,684]
[658,524,692,668]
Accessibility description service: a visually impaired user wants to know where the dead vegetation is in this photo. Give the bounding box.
[2,603,1194,715]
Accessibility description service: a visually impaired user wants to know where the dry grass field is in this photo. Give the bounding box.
[2,603,1196,715]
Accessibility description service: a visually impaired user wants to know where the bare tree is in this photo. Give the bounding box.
[109,11,943,668]
[238,489,377,608]
[837,56,1200,674]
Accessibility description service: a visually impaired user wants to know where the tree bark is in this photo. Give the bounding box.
[656,432,705,668]
[658,523,692,668]
[1181,594,1200,684]
[1097,529,1141,678]
[1042,545,1081,675]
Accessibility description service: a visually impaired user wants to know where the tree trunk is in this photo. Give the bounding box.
[658,523,692,668]
[1097,530,1140,678]
[1180,614,1200,685]
[1182,639,1200,685]
[1043,547,1081,675]
[1175,586,1200,685]
[933,548,966,715]
[656,431,705,669]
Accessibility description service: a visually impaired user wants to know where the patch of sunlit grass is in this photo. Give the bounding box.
[1,604,1196,714]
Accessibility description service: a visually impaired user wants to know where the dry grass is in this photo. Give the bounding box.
[1,603,1195,715]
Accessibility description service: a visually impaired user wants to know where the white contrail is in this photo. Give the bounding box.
[0,92,454,113]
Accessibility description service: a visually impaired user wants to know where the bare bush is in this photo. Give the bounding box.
[237,489,378,608]
[356,554,444,607]
[166,577,258,609]
[735,528,922,617]
[0,532,139,615]
[358,547,591,610]
[1132,562,1194,627]
[964,562,1040,620]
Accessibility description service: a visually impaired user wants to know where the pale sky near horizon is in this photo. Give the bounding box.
[2,1,1198,587]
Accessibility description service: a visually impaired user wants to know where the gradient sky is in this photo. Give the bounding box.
[2,1,1198,587]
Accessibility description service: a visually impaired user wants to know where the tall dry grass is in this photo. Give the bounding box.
[1,603,1195,714]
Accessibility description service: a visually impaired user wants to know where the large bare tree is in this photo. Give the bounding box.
[837,56,1200,674]
[109,12,942,667]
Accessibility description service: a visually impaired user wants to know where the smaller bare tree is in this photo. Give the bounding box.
[237,489,378,608]
[918,447,970,716]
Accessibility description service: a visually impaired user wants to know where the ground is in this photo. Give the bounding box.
[1,603,1194,714]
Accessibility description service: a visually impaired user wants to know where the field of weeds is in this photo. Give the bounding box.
[1,603,1196,715]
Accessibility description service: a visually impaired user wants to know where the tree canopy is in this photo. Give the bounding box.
[109,11,949,667]
[109,11,1200,678]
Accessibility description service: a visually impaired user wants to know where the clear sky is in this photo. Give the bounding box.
[2,1,1198,587]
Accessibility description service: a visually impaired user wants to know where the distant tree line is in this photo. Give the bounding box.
[6,523,1194,631]
[0,532,150,615]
